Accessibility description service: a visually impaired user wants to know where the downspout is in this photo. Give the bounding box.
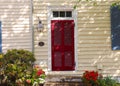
[30,0,34,53]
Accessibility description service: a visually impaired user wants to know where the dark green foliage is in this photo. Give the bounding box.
[112,1,120,7]
[74,0,120,9]
[98,76,120,86]
[3,49,35,64]
[0,49,36,86]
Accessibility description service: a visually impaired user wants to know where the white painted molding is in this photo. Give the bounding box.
[47,6,78,72]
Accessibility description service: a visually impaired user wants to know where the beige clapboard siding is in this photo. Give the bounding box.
[77,0,113,76]
[33,0,75,4]
[34,48,48,52]
[1,16,29,18]
[2,45,31,51]
[35,54,48,58]
[77,9,110,13]
[0,16,30,18]
[0,0,30,2]
[2,40,31,44]
[0,0,32,52]
[78,58,119,63]
[0,5,30,9]
[79,32,110,35]
[78,27,110,30]
[78,21,110,24]
[33,0,120,76]
[78,23,110,28]
[78,47,111,51]
[2,35,31,41]
[33,0,73,66]
[77,0,119,76]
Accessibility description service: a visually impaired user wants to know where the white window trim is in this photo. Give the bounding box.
[47,6,78,72]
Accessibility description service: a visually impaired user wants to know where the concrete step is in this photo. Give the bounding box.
[45,75,82,82]
[44,82,84,86]
[44,75,84,86]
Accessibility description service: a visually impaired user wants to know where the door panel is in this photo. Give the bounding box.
[51,20,75,71]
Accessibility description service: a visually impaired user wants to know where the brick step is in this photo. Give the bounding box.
[44,82,84,86]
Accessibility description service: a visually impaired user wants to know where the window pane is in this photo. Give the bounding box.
[66,11,72,17]
[111,6,120,50]
[60,11,65,17]
[53,11,59,17]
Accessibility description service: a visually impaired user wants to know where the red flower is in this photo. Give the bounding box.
[26,79,31,84]
[37,69,45,76]
[83,71,99,82]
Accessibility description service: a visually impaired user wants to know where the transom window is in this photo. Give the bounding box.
[53,11,72,17]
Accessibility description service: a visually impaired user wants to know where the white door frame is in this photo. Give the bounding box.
[47,6,78,71]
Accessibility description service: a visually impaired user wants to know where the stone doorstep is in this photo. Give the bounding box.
[44,75,84,86]
[45,75,82,83]
[44,82,84,86]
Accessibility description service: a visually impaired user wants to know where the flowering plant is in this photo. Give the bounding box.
[82,71,99,86]
[25,65,46,86]
[0,49,46,86]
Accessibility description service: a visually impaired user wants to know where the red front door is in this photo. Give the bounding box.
[51,20,75,71]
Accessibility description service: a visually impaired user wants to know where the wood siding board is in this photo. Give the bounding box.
[0,0,32,52]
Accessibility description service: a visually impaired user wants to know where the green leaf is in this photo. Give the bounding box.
[74,5,77,9]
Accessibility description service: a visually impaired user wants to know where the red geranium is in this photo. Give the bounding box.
[25,65,46,85]
[82,71,99,86]
[37,69,45,76]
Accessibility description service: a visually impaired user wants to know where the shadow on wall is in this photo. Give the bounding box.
[0,0,31,52]
[33,0,120,76]
[76,0,120,76]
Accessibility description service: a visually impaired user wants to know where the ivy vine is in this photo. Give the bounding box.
[111,1,120,9]
[74,0,120,9]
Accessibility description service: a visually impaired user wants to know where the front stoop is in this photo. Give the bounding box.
[44,75,84,86]
[44,82,84,86]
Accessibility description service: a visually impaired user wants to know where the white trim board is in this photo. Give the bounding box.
[47,6,78,72]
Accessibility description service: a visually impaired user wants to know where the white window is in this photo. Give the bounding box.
[53,11,72,17]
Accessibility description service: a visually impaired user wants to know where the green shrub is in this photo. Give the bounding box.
[98,76,120,86]
[0,49,36,86]
[3,49,35,64]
